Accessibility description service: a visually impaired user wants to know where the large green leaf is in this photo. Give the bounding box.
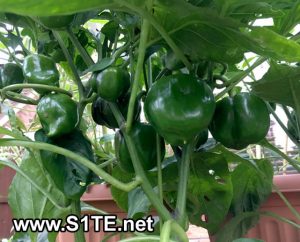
[8,151,71,241]
[231,159,273,215]
[246,27,300,62]
[152,0,300,64]
[0,0,117,16]
[252,63,300,108]
[187,152,233,234]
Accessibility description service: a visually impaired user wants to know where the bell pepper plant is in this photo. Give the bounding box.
[0,1,299,242]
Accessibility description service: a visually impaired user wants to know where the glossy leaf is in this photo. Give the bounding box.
[252,63,300,108]
[187,152,233,233]
[8,152,70,242]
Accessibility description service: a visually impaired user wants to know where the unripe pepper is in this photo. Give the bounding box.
[23,54,59,94]
[114,122,165,173]
[37,93,78,137]
[144,74,216,145]
[1,63,24,92]
[209,92,270,149]
[96,67,131,102]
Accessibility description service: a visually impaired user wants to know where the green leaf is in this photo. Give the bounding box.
[0,0,117,16]
[214,212,260,242]
[110,166,134,212]
[252,63,300,108]
[152,0,245,64]
[246,27,300,62]
[231,159,273,215]
[82,57,114,74]
[128,187,151,219]
[187,152,233,234]
[8,152,70,241]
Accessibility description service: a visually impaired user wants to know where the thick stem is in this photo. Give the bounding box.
[0,139,142,192]
[175,142,193,227]
[72,201,85,242]
[160,220,171,242]
[109,103,172,221]
[52,30,86,99]
[126,14,150,132]
[161,220,188,242]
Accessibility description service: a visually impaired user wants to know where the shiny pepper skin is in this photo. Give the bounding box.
[209,92,270,149]
[37,93,78,137]
[1,63,24,92]
[144,74,216,145]
[23,54,59,94]
[114,122,165,173]
[96,67,131,102]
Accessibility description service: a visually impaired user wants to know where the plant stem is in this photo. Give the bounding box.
[52,30,86,99]
[171,221,189,242]
[156,134,164,231]
[273,185,300,221]
[81,202,146,237]
[175,142,193,227]
[260,139,300,172]
[266,103,300,149]
[216,57,266,100]
[72,200,85,242]
[160,220,171,242]
[3,91,38,105]
[2,83,72,97]
[115,0,192,71]
[109,103,172,221]
[261,211,300,229]
[0,139,142,192]
[126,13,150,132]
[66,28,94,66]
[161,220,188,242]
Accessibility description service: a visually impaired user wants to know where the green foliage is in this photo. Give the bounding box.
[187,152,233,233]
[8,151,71,241]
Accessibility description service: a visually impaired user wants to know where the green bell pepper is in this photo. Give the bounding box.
[37,93,78,137]
[144,74,216,145]
[23,54,60,94]
[114,122,165,173]
[209,92,270,149]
